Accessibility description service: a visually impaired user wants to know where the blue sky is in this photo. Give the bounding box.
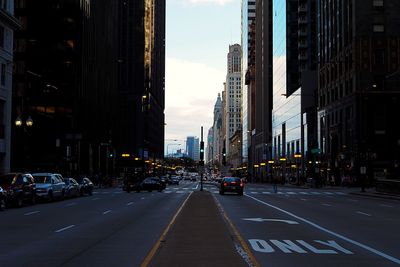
[165,0,241,152]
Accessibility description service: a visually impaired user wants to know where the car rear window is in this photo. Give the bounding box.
[0,174,16,186]
[224,177,241,183]
[33,175,52,183]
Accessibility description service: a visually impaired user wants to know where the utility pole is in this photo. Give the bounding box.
[200,126,204,191]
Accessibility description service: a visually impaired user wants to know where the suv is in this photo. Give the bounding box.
[32,173,66,201]
[0,173,36,207]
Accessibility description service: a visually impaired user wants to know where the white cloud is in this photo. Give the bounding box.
[165,57,225,149]
[183,0,234,6]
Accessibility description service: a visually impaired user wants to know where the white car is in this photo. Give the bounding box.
[32,173,66,201]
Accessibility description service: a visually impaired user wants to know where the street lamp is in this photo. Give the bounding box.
[294,152,302,185]
[279,157,287,184]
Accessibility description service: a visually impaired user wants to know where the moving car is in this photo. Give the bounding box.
[0,173,36,207]
[219,177,244,195]
[137,177,164,192]
[32,173,66,201]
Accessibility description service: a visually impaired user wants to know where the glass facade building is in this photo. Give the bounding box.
[272,0,302,178]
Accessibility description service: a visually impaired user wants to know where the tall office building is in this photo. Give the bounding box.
[252,0,273,180]
[0,0,20,173]
[212,93,223,165]
[225,44,242,157]
[186,136,199,161]
[12,0,165,176]
[317,0,400,183]
[241,0,256,166]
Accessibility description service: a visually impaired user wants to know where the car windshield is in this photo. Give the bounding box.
[223,177,241,183]
[33,175,52,184]
[0,174,16,186]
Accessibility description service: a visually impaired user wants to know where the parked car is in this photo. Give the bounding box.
[75,177,94,196]
[170,177,180,185]
[0,186,6,210]
[219,177,244,195]
[64,178,81,198]
[0,173,36,207]
[32,173,66,201]
[137,177,164,192]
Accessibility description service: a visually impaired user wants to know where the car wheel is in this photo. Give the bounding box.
[48,191,54,202]
[16,195,23,208]
[0,199,5,211]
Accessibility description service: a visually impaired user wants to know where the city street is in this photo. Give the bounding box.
[216,184,400,266]
[1,181,399,266]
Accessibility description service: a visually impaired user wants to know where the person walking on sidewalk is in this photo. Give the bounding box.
[272,175,278,193]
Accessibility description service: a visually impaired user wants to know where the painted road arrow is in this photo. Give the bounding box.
[243,218,299,224]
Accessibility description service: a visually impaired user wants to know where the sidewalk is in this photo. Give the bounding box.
[147,191,249,267]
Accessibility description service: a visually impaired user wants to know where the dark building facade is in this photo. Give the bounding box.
[12,0,165,177]
[317,0,400,183]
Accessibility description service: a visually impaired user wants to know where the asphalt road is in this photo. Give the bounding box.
[215,184,400,266]
[0,182,198,267]
[1,181,399,267]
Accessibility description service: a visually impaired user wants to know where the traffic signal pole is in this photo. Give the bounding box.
[200,126,204,191]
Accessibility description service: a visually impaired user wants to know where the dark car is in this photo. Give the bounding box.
[64,178,81,198]
[76,177,93,196]
[170,177,180,185]
[137,177,164,192]
[0,173,36,207]
[219,177,244,195]
[123,175,142,193]
[0,186,6,211]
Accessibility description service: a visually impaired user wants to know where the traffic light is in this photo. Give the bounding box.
[200,141,204,161]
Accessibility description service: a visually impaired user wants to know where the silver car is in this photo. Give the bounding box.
[32,173,66,201]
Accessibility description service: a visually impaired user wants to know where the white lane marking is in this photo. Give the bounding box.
[164,191,172,193]
[24,211,40,216]
[65,202,77,207]
[141,197,145,200]
[245,194,400,264]
[335,192,345,195]
[194,184,199,189]
[55,225,75,233]
[310,192,321,195]
[92,197,100,201]
[173,187,179,190]
[183,188,189,190]
[126,202,134,206]
[357,211,372,217]
[322,204,332,207]
[212,190,219,194]
[323,192,334,195]
[380,204,393,208]
[250,192,259,194]
[262,192,271,194]
[286,192,296,195]
[300,198,307,201]
[243,218,299,224]
[176,191,185,193]
[103,210,112,215]
[299,192,309,195]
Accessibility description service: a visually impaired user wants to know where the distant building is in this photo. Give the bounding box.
[212,93,223,165]
[186,136,199,161]
[206,127,213,164]
[225,44,242,159]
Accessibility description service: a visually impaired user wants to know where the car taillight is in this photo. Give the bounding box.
[240,183,244,187]
[223,182,228,187]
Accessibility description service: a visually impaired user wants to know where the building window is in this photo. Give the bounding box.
[0,26,4,48]
[373,0,384,7]
[1,64,5,86]
[373,25,384,32]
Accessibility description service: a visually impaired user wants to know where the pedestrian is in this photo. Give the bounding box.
[272,175,278,193]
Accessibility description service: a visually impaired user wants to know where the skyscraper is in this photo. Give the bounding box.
[225,44,242,157]
[186,136,199,162]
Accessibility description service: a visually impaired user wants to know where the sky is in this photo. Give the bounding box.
[165,0,241,154]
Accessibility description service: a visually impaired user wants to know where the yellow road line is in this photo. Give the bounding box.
[213,195,261,267]
[140,192,192,267]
